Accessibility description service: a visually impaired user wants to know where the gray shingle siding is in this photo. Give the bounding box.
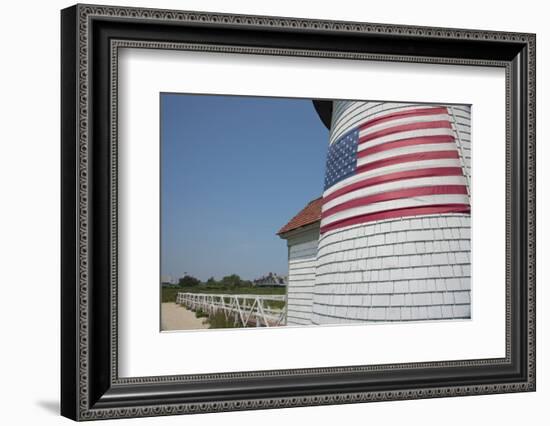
[311,213,471,324]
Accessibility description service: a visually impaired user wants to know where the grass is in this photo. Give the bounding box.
[162,286,181,303]
[192,308,238,328]
[194,309,209,319]
[206,311,243,329]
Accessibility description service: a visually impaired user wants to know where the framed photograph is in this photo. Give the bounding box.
[61,4,536,421]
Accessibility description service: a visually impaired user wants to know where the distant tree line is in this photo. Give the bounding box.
[163,274,254,289]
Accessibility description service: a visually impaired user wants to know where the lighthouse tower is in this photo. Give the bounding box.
[311,101,472,324]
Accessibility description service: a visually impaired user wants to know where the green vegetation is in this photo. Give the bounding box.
[206,311,243,329]
[164,273,255,290]
[162,286,181,303]
[161,273,286,303]
[194,309,209,319]
[178,275,201,287]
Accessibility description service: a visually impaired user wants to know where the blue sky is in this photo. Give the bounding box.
[161,93,329,281]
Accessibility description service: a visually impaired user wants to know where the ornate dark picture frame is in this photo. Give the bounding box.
[61,3,536,421]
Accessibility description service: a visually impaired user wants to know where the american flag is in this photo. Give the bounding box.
[320,105,470,234]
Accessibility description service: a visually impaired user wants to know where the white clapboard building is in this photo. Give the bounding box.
[279,101,471,326]
[278,198,322,325]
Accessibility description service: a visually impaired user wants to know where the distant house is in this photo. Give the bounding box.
[253,272,287,287]
[277,197,322,326]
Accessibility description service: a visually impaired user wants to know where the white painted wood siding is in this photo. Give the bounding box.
[285,228,319,325]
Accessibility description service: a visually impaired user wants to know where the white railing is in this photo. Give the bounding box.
[176,292,287,327]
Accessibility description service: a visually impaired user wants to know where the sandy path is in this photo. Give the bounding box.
[161,302,209,331]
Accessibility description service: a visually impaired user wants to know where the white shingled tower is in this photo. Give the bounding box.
[280,100,472,326]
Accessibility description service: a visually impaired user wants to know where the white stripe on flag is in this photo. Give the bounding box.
[357,128,455,150]
[320,194,470,226]
[329,105,445,145]
[322,175,467,211]
[323,158,462,197]
[360,113,451,136]
[356,143,459,167]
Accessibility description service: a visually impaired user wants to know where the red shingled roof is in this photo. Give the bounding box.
[277,197,322,236]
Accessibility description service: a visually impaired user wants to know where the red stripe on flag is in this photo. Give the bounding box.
[320,204,471,234]
[323,167,464,204]
[357,135,455,159]
[359,120,452,144]
[355,150,459,174]
[360,107,448,130]
[322,185,468,219]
